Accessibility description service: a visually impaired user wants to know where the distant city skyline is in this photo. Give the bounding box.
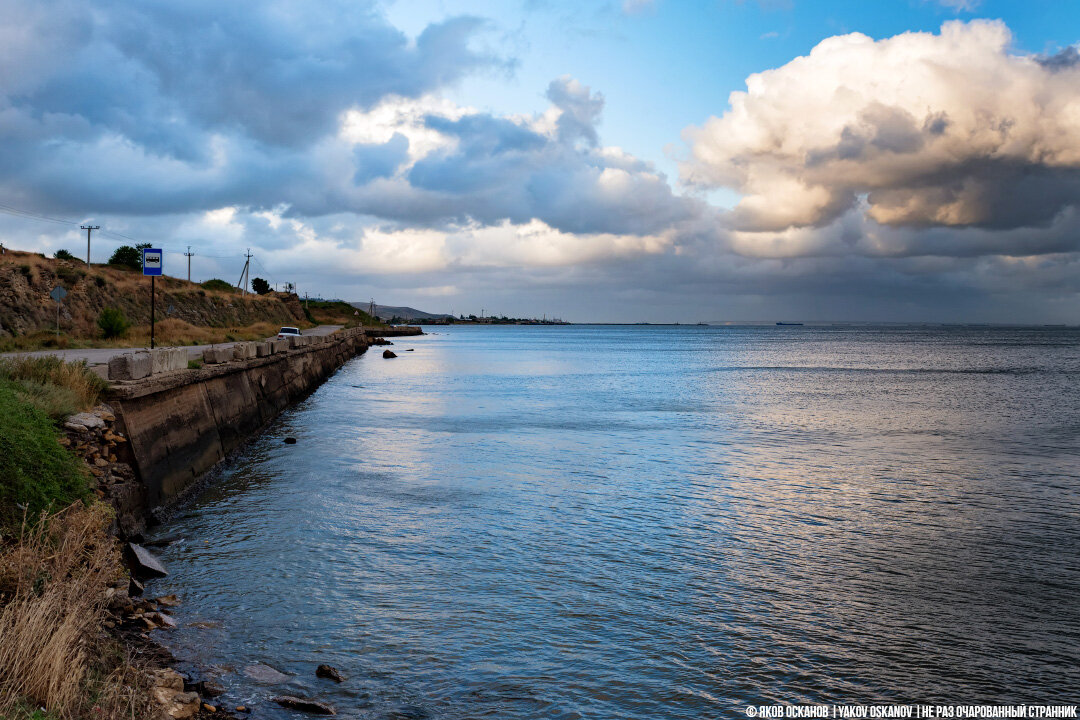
[1,0,1079,323]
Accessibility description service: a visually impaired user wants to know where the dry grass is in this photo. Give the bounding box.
[0,356,107,420]
[0,503,149,720]
[119,318,283,347]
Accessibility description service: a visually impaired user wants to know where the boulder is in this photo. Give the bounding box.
[199,681,226,698]
[272,696,336,715]
[382,350,397,359]
[108,352,152,381]
[315,665,344,683]
[123,542,168,579]
[65,412,106,431]
[129,576,145,597]
[155,594,181,607]
[153,689,200,720]
[244,664,291,684]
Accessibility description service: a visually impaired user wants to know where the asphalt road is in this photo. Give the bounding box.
[1,325,344,366]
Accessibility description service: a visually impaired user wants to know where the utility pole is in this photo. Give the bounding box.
[80,225,100,265]
[184,246,194,282]
[236,248,252,295]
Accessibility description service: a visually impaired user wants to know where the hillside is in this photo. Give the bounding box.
[0,249,308,349]
[350,302,454,322]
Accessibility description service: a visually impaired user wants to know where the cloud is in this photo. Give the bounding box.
[681,21,1080,234]
[622,0,656,14]
[934,0,981,11]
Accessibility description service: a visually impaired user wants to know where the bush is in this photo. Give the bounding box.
[187,359,202,370]
[97,307,130,339]
[56,266,84,286]
[53,249,80,262]
[0,356,108,421]
[94,275,107,288]
[201,278,236,293]
[251,277,271,295]
[107,245,141,271]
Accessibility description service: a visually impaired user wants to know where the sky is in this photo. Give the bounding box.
[2,0,1079,323]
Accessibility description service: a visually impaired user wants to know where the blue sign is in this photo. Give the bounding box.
[142,248,163,276]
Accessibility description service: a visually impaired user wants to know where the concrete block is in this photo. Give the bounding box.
[232,342,256,361]
[255,342,272,358]
[269,339,289,354]
[88,364,110,381]
[287,335,302,348]
[108,352,152,381]
[151,348,187,375]
[202,347,232,364]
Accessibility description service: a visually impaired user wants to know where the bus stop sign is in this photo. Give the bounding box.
[142,248,163,276]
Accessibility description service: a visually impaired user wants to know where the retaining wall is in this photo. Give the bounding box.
[105,327,368,512]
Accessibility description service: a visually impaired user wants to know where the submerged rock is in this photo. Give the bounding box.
[273,696,336,715]
[123,542,168,579]
[156,594,181,607]
[382,350,397,358]
[284,437,297,444]
[244,663,291,684]
[315,664,344,683]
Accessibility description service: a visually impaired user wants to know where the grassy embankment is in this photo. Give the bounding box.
[0,249,316,352]
[0,357,149,720]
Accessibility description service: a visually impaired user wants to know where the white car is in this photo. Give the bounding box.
[277,326,302,339]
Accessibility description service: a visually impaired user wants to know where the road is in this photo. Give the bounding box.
[1,325,344,366]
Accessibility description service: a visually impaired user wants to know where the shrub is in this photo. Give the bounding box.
[53,249,80,262]
[201,278,235,293]
[96,307,130,339]
[94,275,106,288]
[56,266,83,286]
[17,265,31,277]
[106,246,140,271]
[251,277,271,295]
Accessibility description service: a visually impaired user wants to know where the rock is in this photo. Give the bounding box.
[382,350,397,358]
[315,665,344,683]
[405,348,414,351]
[156,594,181,607]
[66,412,106,430]
[243,664,291,684]
[153,689,201,720]
[153,612,178,629]
[150,668,185,692]
[235,707,248,713]
[202,704,217,713]
[199,681,226,698]
[272,696,336,715]
[284,437,297,444]
[129,576,145,596]
[123,542,168,579]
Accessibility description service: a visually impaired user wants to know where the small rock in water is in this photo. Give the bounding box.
[382,349,397,358]
[199,680,226,698]
[129,576,145,597]
[123,543,168,579]
[315,664,344,683]
[405,348,414,351]
[235,707,248,714]
[244,664,291,684]
[156,594,181,607]
[284,437,297,444]
[273,696,336,715]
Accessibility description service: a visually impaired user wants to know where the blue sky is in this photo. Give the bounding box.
[1,0,1079,322]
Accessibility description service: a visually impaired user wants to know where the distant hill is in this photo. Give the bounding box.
[349,303,454,322]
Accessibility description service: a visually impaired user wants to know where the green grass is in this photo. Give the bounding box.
[0,379,90,532]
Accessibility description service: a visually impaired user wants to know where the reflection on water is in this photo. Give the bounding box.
[149,325,1080,719]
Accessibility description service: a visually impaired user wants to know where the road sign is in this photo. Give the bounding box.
[49,286,67,302]
[142,248,163,276]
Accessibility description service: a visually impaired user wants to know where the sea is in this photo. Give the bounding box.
[147,324,1080,719]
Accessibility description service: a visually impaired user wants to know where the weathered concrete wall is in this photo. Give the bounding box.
[366,326,423,337]
[106,327,368,512]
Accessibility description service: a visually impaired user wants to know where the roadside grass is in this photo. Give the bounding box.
[0,504,151,720]
[0,319,286,353]
[0,357,106,531]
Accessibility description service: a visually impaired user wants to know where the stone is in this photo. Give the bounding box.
[202,347,232,364]
[150,668,184,692]
[123,542,168,579]
[199,681,226,698]
[232,342,256,361]
[315,665,344,683]
[151,348,188,375]
[88,364,110,381]
[244,664,291,684]
[202,704,217,713]
[284,437,297,444]
[154,689,200,720]
[66,412,106,430]
[255,342,271,357]
[272,696,336,715]
[155,594,181,607]
[108,352,152,381]
[95,457,109,467]
[235,707,248,713]
[129,576,145,596]
[382,350,396,358]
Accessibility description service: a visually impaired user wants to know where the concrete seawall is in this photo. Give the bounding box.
[366,326,423,337]
[105,326,368,514]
